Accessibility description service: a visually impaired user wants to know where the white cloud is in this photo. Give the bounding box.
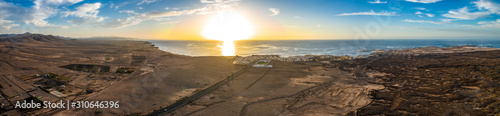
[443,0,500,20]
[0,0,80,29]
[478,19,500,28]
[102,18,142,28]
[293,16,301,19]
[443,7,491,20]
[403,19,444,24]
[200,0,240,4]
[368,0,387,4]
[0,1,23,20]
[64,2,102,17]
[159,21,179,24]
[268,8,279,16]
[63,3,105,25]
[474,0,500,14]
[416,11,434,17]
[0,19,19,30]
[101,8,210,28]
[25,0,81,28]
[120,10,137,14]
[440,18,458,23]
[426,13,435,17]
[405,0,442,3]
[336,10,397,16]
[113,2,129,10]
[138,7,143,9]
[102,0,240,28]
[137,0,161,5]
[414,7,427,11]
[33,0,83,6]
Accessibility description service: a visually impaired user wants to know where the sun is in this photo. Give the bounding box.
[202,11,254,41]
[202,11,254,56]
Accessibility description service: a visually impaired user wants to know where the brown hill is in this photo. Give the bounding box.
[0,34,65,44]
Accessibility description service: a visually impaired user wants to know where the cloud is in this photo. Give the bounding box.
[293,16,301,19]
[22,0,82,29]
[268,8,279,16]
[368,0,387,4]
[414,7,428,11]
[159,21,179,24]
[137,0,161,5]
[0,0,85,29]
[403,19,444,24]
[101,17,142,28]
[443,0,500,20]
[63,2,105,25]
[474,0,500,14]
[200,0,240,4]
[425,13,435,17]
[37,0,83,5]
[0,1,26,20]
[336,10,397,16]
[478,19,500,28]
[443,7,491,20]
[102,0,240,28]
[101,8,209,28]
[113,2,129,10]
[0,19,19,30]
[120,10,137,14]
[440,18,458,23]
[405,0,442,3]
[415,11,435,17]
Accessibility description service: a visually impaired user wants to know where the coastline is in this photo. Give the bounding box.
[149,39,500,57]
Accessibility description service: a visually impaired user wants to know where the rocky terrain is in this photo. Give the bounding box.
[335,48,500,115]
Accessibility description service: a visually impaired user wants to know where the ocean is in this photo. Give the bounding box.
[149,39,500,57]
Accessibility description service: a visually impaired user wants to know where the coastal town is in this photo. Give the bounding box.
[231,54,363,65]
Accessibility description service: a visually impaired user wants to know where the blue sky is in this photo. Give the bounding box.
[0,0,499,40]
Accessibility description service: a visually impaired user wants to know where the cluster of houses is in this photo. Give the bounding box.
[232,54,373,66]
[232,55,280,65]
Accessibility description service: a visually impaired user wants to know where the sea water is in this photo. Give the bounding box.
[149,39,500,57]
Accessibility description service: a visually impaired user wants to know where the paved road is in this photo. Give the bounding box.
[146,65,252,116]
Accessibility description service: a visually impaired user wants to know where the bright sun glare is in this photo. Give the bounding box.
[202,11,254,56]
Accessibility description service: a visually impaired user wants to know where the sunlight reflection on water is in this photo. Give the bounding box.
[219,40,235,56]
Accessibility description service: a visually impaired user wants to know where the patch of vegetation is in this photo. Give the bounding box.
[60,64,111,73]
[116,67,134,74]
[43,73,70,81]
[34,73,66,90]
[257,61,268,65]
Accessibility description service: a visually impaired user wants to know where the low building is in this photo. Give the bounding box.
[252,60,273,68]
[49,90,67,98]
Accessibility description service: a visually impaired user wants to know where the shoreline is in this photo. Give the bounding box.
[147,39,500,57]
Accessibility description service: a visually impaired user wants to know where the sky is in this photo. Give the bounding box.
[0,0,499,40]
